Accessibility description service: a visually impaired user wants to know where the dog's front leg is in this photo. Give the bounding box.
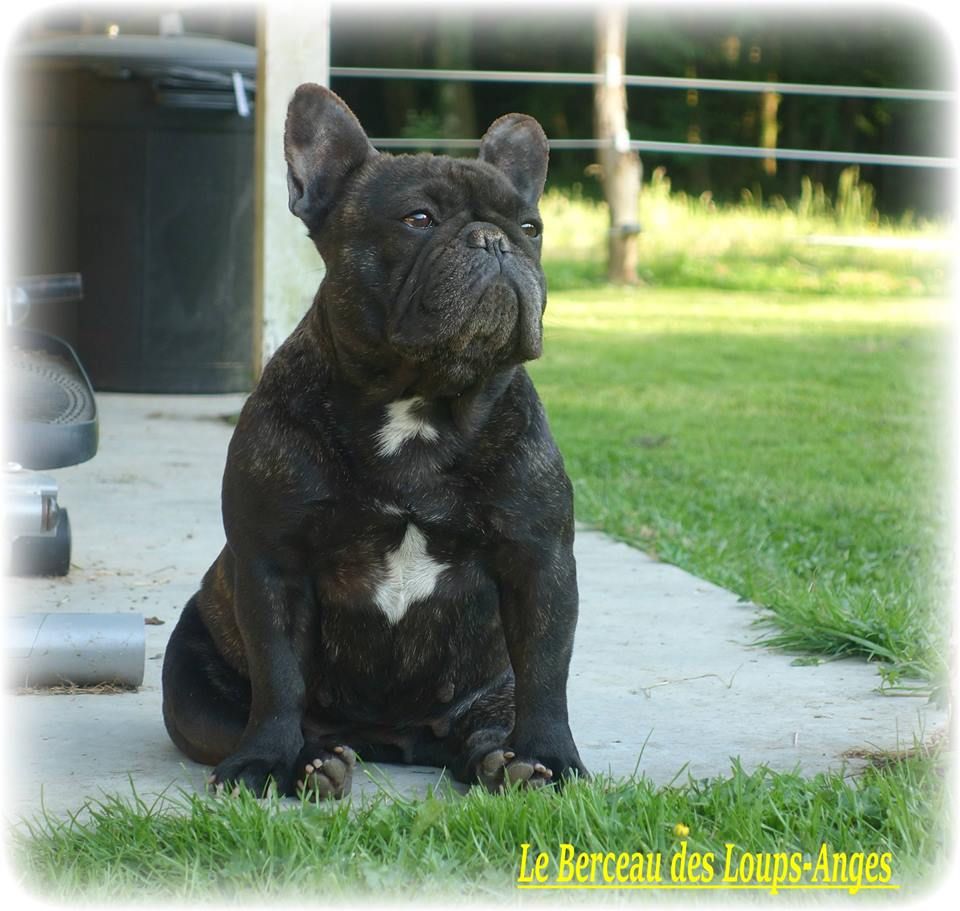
[486,532,588,788]
[209,555,306,796]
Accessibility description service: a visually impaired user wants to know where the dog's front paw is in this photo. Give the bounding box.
[477,749,555,792]
[478,725,588,792]
[209,734,302,797]
[295,744,356,800]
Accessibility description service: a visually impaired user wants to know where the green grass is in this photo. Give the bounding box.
[530,289,950,690]
[540,170,949,296]
[13,749,949,900]
[535,169,951,692]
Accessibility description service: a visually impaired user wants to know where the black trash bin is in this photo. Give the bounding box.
[12,35,257,393]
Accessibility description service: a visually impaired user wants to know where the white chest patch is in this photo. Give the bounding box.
[373,523,448,623]
[376,396,439,457]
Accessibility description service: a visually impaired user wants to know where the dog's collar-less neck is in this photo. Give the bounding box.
[306,293,517,426]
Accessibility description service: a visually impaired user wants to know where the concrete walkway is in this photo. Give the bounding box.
[4,394,946,821]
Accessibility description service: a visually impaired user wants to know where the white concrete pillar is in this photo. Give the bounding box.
[253,2,331,373]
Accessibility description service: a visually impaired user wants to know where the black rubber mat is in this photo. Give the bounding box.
[8,344,96,426]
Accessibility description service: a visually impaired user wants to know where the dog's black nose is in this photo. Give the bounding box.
[467,225,511,260]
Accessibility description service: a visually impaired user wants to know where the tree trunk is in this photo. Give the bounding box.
[761,75,781,176]
[435,14,476,139]
[593,4,642,285]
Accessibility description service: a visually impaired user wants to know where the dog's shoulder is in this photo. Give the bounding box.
[470,367,566,480]
[221,322,342,537]
[464,368,574,551]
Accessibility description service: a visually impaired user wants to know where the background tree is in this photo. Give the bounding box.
[594,4,643,285]
[325,4,951,217]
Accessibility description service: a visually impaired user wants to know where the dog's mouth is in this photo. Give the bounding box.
[388,242,546,374]
[469,276,543,362]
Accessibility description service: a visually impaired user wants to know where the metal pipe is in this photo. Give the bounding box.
[626,140,956,169]
[330,65,955,102]
[7,613,145,688]
[14,273,83,306]
[369,136,956,169]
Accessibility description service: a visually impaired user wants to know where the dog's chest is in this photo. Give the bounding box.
[355,398,452,622]
[370,519,448,623]
[313,397,482,622]
[314,496,468,624]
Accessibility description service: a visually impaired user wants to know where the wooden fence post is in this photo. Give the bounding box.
[253,3,331,375]
[593,3,642,285]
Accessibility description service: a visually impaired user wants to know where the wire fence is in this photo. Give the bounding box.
[330,65,957,170]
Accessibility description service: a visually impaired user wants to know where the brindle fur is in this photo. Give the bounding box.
[161,85,587,796]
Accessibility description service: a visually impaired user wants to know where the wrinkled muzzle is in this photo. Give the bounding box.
[389,222,546,369]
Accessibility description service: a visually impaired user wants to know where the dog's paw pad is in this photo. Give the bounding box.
[297,745,356,800]
[478,749,553,793]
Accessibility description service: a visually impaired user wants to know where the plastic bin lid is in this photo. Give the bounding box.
[13,34,256,76]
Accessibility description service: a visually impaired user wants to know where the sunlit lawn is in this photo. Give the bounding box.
[535,173,950,689]
[540,172,948,297]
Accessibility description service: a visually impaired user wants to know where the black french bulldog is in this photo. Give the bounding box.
[162,84,587,799]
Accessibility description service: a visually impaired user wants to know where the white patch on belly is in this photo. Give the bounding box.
[373,523,447,623]
[376,396,439,456]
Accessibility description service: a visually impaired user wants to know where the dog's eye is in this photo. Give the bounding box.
[520,222,540,238]
[403,211,435,229]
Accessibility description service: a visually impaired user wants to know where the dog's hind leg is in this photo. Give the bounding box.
[162,594,251,767]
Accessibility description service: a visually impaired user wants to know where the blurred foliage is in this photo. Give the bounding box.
[329,5,953,217]
[539,166,949,296]
[22,5,951,214]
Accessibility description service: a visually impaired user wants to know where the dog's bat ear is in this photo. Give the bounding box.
[284,83,376,232]
[478,113,549,208]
